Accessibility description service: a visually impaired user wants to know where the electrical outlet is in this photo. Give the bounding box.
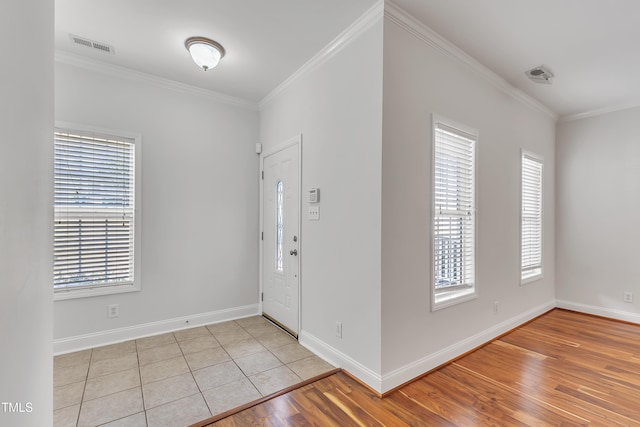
[493,301,499,314]
[335,321,342,339]
[624,292,633,303]
[108,304,119,318]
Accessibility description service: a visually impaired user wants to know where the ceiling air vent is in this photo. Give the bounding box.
[526,65,554,84]
[69,34,115,54]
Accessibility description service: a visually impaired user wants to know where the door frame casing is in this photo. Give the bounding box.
[259,135,302,336]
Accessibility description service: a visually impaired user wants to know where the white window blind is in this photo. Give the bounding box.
[54,129,135,290]
[521,153,543,281]
[433,121,476,296]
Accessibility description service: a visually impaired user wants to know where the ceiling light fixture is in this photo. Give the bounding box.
[185,37,225,71]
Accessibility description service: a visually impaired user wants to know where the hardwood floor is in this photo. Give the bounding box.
[197,309,640,426]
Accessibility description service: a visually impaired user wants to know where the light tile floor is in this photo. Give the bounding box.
[53,316,335,427]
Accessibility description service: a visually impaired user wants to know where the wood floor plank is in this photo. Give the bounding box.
[201,310,640,427]
[301,387,365,426]
[382,388,455,426]
[321,374,443,426]
[456,345,639,424]
[442,363,589,426]
[287,386,351,426]
[281,412,312,427]
[454,316,640,425]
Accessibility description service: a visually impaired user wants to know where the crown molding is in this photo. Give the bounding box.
[55,50,258,111]
[558,101,640,123]
[384,1,558,122]
[259,0,384,109]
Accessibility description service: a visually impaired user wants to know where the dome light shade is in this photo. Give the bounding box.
[185,37,225,71]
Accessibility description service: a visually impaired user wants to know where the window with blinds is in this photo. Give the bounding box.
[54,128,136,292]
[521,153,543,283]
[432,117,477,309]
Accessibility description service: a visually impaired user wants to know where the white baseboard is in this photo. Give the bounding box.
[556,300,640,324]
[299,299,555,394]
[299,331,383,393]
[56,299,636,393]
[53,304,260,355]
[379,300,555,392]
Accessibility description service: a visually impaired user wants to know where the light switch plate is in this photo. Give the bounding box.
[308,206,319,221]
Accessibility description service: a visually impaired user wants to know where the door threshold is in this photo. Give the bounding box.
[262,313,298,339]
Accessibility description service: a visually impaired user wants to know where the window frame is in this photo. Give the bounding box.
[520,150,543,285]
[431,114,478,311]
[53,122,142,301]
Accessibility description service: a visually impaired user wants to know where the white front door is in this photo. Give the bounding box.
[262,140,300,337]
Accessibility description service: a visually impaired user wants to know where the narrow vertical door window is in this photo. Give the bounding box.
[275,180,284,272]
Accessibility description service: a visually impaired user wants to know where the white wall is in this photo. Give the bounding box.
[0,0,53,424]
[556,108,640,322]
[260,18,384,381]
[380,14,556,389]
[54,61,260,346]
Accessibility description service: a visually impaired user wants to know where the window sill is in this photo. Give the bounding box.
[432,287,477,311]
[54,283,140,301]
[521,272,543,286]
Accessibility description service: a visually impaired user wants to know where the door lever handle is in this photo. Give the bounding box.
[290,249,298,256]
